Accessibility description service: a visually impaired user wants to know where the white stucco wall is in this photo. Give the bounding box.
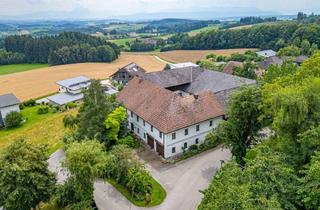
[0,105,20,124]
[126,109,222,158]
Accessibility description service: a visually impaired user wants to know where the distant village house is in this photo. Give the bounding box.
[0,93,20,126]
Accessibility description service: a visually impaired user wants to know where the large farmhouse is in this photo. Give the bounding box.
[117,67,255,158]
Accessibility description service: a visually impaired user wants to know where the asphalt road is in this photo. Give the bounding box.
[48,147,231,210]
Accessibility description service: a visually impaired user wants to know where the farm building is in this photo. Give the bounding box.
[117,67,255,158]
[111,62,146,85]
[46,76,91,106]
[0,93,20,126]
[259,56,284,69]
[256,50,277,58]
[222,61,243,74]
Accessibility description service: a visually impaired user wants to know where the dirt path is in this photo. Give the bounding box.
[0,54,165,101]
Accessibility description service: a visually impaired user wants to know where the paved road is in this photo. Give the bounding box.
[48,147,231,210]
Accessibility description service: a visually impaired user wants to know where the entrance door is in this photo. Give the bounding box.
[156,141,165,158]
[147,134,154,149]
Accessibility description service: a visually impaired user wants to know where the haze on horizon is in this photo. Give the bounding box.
[0,0,319,20]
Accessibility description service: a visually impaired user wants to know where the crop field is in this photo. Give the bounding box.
[0,63,49,76]
[156,48,258,63]
[0,53,165,101]
[0,106,77,153]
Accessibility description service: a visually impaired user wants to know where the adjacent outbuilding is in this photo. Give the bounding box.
[0,93,21,125]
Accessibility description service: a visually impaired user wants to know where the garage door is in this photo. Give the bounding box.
[147,134,154,149]
[156,141,165,158]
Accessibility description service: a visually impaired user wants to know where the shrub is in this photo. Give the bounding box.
[126,163,152,200]
[37,106,49,115]
[4,111,23,128]
[66,102,77,109]
[189,144,199,151]
[118,135,140,148]
[23,99,36,107]
[19,103,25,110]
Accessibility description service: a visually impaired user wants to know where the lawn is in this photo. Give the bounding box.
[0,106,77,154]
[106,177,166,207]
[0,63,49,75]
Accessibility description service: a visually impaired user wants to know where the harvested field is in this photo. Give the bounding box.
[156,49,258,63]
[0,54,165,101]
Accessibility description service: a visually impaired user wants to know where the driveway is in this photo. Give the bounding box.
[48,146,231,210]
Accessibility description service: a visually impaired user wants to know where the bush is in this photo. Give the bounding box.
[4,111,23,128]
[23,99,36,107]
[37,106,49,115]
[118,135,140,148]
[65,102,77,109]
[189,144,199,151]
[126,163,152,200]
[105,145,153,201]
[19,103,25,110]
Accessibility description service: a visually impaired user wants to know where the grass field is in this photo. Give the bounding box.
[0,54,165,101]
[156,48,258,63]
[0,106,77,153]
[109,38,135,46]
[0,63,49,75]
[107,177,166,207]
[188,24,220,36]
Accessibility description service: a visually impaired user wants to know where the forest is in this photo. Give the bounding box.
[161,15,320,51]
[1,32,120,65]
[199,52,320,210]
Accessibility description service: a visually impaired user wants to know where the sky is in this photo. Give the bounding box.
[0,0,319,19]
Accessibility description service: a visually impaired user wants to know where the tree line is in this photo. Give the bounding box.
[161,16,320,52]
[1,32,120,65]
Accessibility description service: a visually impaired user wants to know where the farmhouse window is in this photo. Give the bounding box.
[172,132,176,140]
[209,120,213,127]
[172,147,176,153]
[184,142,188,149]
[131,111,133,118]
[185,129,188,136]
[159,131,162,138]
[136,116,139,122]
[196,125,200,131]
[195,138,199,144]
[151,125,153,132]
[143,120,145,126]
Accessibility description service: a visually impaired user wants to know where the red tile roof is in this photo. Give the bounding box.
[116,77,224,133]
[223,61,243,75]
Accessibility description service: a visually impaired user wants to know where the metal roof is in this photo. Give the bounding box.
[0,93,20,108]
[56,76,90,89]
[47,93,84,106]
[256,50,277,58]
[170,62,199,69]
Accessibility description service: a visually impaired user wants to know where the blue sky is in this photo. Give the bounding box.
[0,0,319,19]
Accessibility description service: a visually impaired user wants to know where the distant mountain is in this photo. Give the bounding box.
[0,6,284,21]
[115,7,282,21]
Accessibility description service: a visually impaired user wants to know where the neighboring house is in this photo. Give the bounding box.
[222,61,243,74]
[47,76,91,106]
[256,50,277,58]
[259,56,284,69]
[117,67,255,158]
[294,55,308,65]
[111,63,146,85]
[0,93,20,125]
[169,62,199,69]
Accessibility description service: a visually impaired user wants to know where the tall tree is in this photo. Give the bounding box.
[0,139,56,210]
[76,80,113,141]
[62,140,106,208]
[218,86,262,167]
